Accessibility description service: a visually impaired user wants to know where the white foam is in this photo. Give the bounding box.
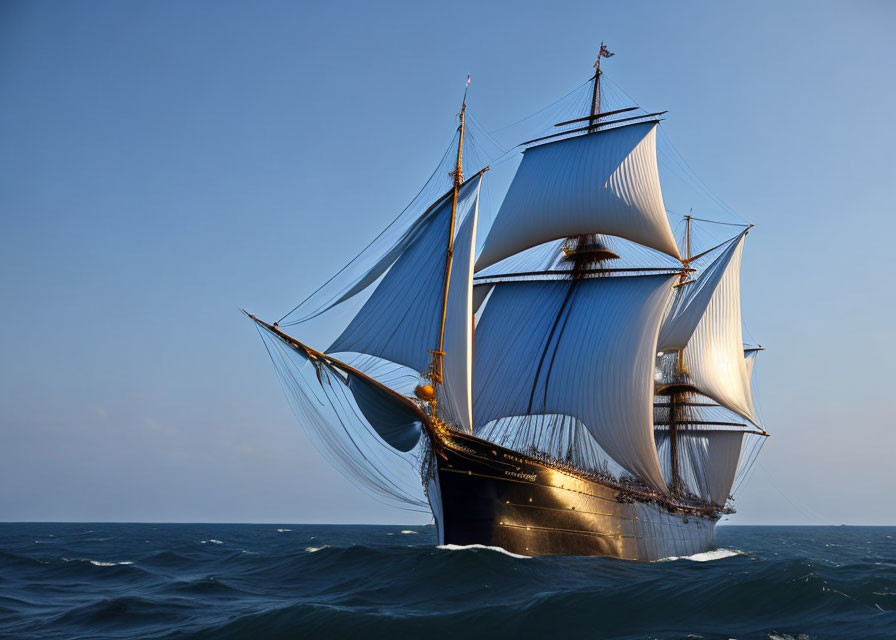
[305,545,329,553]
[63,558,133,566]
[276,528,292,533]
[201,539,223,545]
[660,548,744,562]
[437,544,530,559]
[88,560,133,567]
[400,530,418,535]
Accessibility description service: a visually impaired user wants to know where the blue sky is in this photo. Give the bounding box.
[1,0,894,524]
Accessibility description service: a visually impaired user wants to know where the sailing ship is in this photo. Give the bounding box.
[246,48,768,560]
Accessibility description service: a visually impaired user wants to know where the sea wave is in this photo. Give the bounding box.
[1,524,893,640]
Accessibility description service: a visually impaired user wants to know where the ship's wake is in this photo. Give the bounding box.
[437,543,531,559]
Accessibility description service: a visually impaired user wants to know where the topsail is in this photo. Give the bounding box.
[657,232,746,353]
[476,122,680,270]
[680,234,756,423]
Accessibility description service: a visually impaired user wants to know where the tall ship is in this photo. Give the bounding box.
[246,48,768,560]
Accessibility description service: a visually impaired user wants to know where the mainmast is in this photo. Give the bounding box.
[588,42,612,132]
[567,44,618,270]
[523,46,627,449]
[427,77,469,395]
[668,214,692,495]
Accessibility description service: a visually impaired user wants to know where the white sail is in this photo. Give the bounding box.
[681,431,744,506]
[681,235,756,422]
[328,178,482,374]
[438,183,481,433]
[475,122,680,270]
[656,424,745,506]
[473,274,676,490]
[657,232,745,352]
[744,348,759,381]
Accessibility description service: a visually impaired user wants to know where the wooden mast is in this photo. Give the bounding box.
[669,214,692,495]
[589,43,605,133]
[668,391,681,494]
[428,79,468,391]
[569,44,617,268]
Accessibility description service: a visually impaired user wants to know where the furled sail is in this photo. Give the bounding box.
[437,189,481,433]
[680,235,756,422]
[473,274,677,490]
[328,177,483,374]
[657,231,746,352]
[475,122,680,270]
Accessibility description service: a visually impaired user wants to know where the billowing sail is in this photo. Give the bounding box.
[475,122,680,270]
[691,430,746,505]
[473,274,676,490]
[656,427,744,505]
[347,373,424,452]
[681,235,756,422]
[437,186,481,433]
[328,178,482,374]
[657,232,746,352]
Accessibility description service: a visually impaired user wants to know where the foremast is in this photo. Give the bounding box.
[566,44,619,268]
[656,217,769,503]
[422,77,477,416]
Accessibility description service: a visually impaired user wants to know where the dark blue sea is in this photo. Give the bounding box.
[1,524,893,639]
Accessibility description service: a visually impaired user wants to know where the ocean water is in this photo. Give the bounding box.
[0,524,893,639]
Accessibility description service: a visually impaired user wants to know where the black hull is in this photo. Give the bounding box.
[428,429,718,561]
